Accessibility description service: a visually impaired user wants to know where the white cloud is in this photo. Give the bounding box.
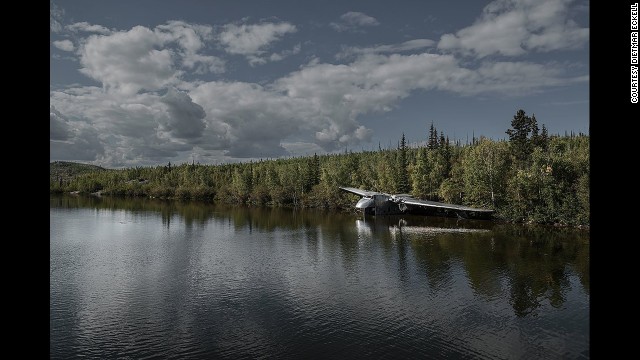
[156,21,225,74]
[189,81,299,157]
[275,53,454,148]
[51,47,586,166]
[337,39,435,59]
[218,22,297,65]
[67,21,112,34]
[79,26,179,95]
[182,53,226,74]
[49,5,587,166]
[439,60,587,96]
[156,21,213,51]
[76,21,222,95]
[269,43,301,62]
[437,0,589,58]
[246,55,267,67]
[53,39,74,52]
[330,11,380,32]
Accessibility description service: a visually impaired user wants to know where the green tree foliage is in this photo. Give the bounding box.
[462,138,510,208]
[50,110,589,226]
[411,147,430,198]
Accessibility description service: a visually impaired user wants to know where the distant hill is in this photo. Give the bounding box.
[50,161,106,181]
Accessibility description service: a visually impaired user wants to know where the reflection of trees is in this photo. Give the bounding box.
[501,226,588,316]
[459,236,505,298]
[411,237,454,290]
[51,195,589,317]
[505,241,569,317]
[52,195,355,232]
[395,217,589,317]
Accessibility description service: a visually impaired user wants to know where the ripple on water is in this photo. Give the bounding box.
[50,204,590,359]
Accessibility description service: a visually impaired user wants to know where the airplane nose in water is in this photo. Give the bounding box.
[356,197,374,209]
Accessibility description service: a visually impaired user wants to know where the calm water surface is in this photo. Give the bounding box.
[50,195,589,359]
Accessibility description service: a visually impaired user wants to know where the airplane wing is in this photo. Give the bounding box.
[401,198,494,214]
[339,187,380,197]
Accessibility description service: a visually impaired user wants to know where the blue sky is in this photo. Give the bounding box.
[50,0,589,167]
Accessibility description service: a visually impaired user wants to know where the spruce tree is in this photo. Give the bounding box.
[539,124,549,151]
[396,133,410,193]
[506,109,537,164]
[428,123,437,150]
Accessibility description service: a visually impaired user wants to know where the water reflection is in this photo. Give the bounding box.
[359,215,588,318]
[51,195,589,358]
[51,194,589,319]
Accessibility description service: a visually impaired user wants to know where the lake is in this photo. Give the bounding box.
[50,195,589,359]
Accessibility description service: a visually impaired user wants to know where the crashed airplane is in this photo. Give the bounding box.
[340,187,495,220]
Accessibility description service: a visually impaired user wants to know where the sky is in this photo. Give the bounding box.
[50,0,589,168]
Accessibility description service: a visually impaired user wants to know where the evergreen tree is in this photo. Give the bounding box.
[428,123,438,150]
[396,133,410,193]
[303,153,321,191]
[506,109,537,165]
[537,124,549,151]
[442,135,452,178]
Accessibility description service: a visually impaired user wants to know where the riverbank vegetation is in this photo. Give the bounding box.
[50,110,589,226]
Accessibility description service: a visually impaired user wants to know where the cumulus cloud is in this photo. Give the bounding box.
[50,86,207,166]
[77,21,223,95]
[437,0,589,57]
[157,21,226,74]
[218,21,297,65]
[189,81,299,157]
[51,46,586,166]
[330,11,379,32]
[79,26,179,95]
[49,4,587,166]
[159,88,207,139]
[53,39,74,52]
[67,21,112,34]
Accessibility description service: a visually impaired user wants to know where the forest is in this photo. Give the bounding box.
[50,110,589,226]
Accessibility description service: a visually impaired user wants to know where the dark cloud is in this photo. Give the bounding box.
[160,88,206,139]
[49,127,104,161]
